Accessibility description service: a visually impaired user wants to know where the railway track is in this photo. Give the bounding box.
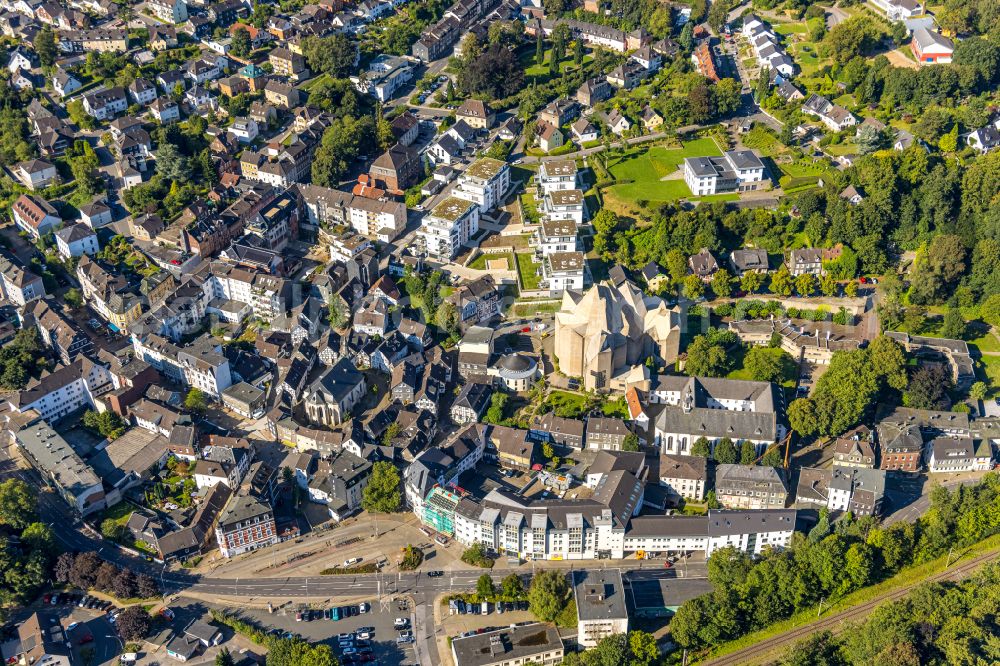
[700,547,1000,666]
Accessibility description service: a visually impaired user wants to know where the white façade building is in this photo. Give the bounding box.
[453,158,510,213]
[536,219,580,257]
[536,159,578,194]
[637,375,784,456]
[431,474,796,560]
[8,357,114,421]
[541,189,585,225]
[683,150,766,196]
[419,196,480,260]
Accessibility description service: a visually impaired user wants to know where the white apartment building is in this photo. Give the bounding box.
[683,150,766,196]
[9,357,113,421]
[83,88,127,120]
[659,454,708,501]
[541,251,585,293]
[347,196,406,239]
[536,159,578,194]
[419,196,480,260]
[435,478,795,561]
[574,570,628,647]
[148,0,187,23]
[202,268,286,322]
[541,189,585,225]
[55,224,99,259]
[536,219,579,257]
[453,158,510,213]
[297,184,406,240]
[643,376,783,455]
[351,55,413,103]
[177,337,233,399]
[0,257,45,306]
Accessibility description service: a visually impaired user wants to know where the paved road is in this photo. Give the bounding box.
[884,475,986,526]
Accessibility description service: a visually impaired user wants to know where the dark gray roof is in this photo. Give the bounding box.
[573,569,628,621]
[707,509,796,536]
[685,156,717,177]
[451,624,562,666]
[725,149,765,170]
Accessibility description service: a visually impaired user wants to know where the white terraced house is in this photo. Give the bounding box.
[536,159,578,194]
[541,188,585,225]
[453,158,510,213]
[419,196,480,259]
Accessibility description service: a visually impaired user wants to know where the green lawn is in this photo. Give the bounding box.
[605,138,726,204]
[520,190,541,224]
[469,252,513,270]
[299,72,331,92]
[977,355,1000,396]
[516,252,542,290]
[773,22,807,35]
[522,47,591,81]
[779,160,827,178]
[823,143,859,157]
[511,300,561,318]
[969,329,1000,353]
[545,390,592,418]
[790,41,822,75]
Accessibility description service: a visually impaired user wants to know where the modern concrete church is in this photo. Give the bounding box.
[554,279,681,392]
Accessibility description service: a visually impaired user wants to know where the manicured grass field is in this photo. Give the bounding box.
[468,252,513,270]
[511,300,561,318]
[516,252,542,290]
[977,355,1000,395]
[605,138,724,203]
[969,329,1000,353]
[773,22,807,35]
[779,160,827,178]
[790,41,822,75]
[823,143,860,157]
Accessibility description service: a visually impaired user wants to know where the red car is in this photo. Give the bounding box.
[77,634,94,645]
[521,327,530,333]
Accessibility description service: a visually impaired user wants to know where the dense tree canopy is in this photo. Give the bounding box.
[788,336,907,437]
[672,474,1000,652]
[457,44,524,98]
[361,461,402,513]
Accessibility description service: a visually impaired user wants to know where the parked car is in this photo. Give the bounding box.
[393,618,409,629]
[397,631,413,643]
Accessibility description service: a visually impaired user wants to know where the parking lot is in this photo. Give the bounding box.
[234,595,418,666]
[6,593,124,666]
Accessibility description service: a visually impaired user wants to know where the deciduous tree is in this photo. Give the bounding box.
[528,570,569,621]
[361,461,402,513]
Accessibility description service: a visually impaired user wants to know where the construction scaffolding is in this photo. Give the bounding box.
[422,486,461,537]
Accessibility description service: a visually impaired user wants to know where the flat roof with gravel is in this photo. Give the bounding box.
[464,157,507,181]
[430,196,477,222]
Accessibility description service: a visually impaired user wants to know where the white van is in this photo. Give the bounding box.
[120,654,137,663]
[344,557,362,567]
